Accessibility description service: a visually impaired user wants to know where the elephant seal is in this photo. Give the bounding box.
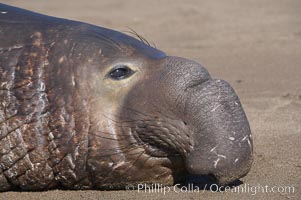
[0,3,253,191]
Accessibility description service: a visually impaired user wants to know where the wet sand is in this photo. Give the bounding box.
[0,0,300,199]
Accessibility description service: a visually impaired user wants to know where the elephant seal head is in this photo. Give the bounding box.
[82,28,253,188]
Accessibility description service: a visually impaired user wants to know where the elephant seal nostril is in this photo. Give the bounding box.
[183,174,219,189]
[207,173,218,183]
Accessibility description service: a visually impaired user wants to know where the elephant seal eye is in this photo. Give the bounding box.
[108,65,135,80]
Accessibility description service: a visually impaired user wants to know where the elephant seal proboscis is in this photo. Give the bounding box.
[0,3,253,191]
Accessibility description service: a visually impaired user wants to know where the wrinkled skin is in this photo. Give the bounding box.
[0,4,253,191]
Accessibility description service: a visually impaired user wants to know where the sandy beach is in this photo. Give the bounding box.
[0,0,300,199]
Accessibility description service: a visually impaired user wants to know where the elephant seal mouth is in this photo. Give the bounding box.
[135,138,181,158]
[129,117,193,159]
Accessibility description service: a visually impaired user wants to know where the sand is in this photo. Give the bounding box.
[0,0,300,199]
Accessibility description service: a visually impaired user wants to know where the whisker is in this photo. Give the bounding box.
[118,149,146,177]
[102,113,139,124]
[90,143,142,158]
[123,26,152,47]
[81,29,122,50]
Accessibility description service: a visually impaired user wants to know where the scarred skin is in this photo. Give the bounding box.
[0,3,253,191]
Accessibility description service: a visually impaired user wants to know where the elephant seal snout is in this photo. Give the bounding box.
[0,3,253,191]
[184,78,253,185]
